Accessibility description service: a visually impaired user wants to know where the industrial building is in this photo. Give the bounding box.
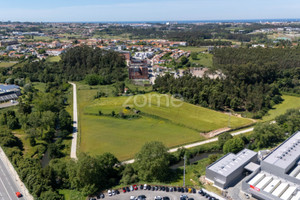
[0,84,21,103]
[242,131,300,200]
[206,149,258,189]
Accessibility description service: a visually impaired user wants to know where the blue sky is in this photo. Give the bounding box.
[0,0,300,22]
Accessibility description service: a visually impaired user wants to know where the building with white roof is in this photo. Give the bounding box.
[206,149,258,189]
[242,131,300,200]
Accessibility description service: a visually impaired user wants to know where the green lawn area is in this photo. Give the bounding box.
[262,95,300,121]
[78,83,253,161]
[189,53,213,68]
[0,62,17,68]
[46,56,61,62]
[178,46,208,52]
[32,82,46,92]
[59,189,86,200]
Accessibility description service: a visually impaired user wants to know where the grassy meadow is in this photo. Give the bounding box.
[46,56,61,62]
[77,83,253,160]
[0,62,17,68]
[262,95,300,121]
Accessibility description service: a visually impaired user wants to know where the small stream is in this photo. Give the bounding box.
[41,148,50,168]
[170,151,221,169]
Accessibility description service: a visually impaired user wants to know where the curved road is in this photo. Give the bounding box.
[70,82,78,160]
[123,127,254,164]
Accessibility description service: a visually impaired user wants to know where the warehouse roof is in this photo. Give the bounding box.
[263,131,300,171]
[0,84,20,92]
[207,149,257,177]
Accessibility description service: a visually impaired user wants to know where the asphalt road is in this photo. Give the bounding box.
[100,190,207,200]
[0,157,25,200]
[0,101,19,109]
[70,82,78,160]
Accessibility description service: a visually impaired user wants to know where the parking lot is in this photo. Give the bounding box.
[103,190,206,200]
[91,185,224,200]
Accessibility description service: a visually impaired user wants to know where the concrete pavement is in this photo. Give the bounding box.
[70,82,78,160]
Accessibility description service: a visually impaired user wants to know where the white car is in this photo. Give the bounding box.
[154,196,162,200]
[130,185,134,191]
[108,190,112,196]
[112,190,115,195]
[144,184,147,190]
[130,196,136,200]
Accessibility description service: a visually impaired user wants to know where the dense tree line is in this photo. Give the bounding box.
[213,47,300,94]
[12,46,127,83]
[154,73,281,117]
[250,109,300,149]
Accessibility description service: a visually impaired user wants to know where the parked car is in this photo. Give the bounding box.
[126,187,130,192]
[188,198,194,200]
[133,184,138,190]
[180,195,188,199]
[89,198,96,200]
[169,187,173,192]
[130,196,136,200]
[163,197,170,200]
[185,188,188,193]
[130,185,134,191]
[147,185,151,190]
[144,184,147,190]
[192,188,196,193]
[138,195,147,200]
[154,196,162,200]
[152,186,155,191]
[177,187,181,192]
[161,186,165,191]
[108,190,112,196]
[115,189,120,194]
[154,186,158,191]
[173,187,177,192]
[100,193,105,199]
[123,187,127,193]
[166,187,169,192]
[140,185,144,190]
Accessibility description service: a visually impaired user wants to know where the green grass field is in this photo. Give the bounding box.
[189,53,213,68]
[46,56,61,62]
[262,95,300,121]
[78,83,253,160]
[0,62,17,68]
[178,46,208,52]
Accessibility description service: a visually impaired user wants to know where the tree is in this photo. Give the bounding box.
[218,132,233,148]
[134,141,170,182]
[253,123,284,148]
[180,56,189,66]
[120,164,139,185]
[190,52,198,60]
[223,137,245,154]
[85,74,100,85]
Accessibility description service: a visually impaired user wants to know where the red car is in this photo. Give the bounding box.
[16,192,22,198]
[122,187,126,193]
[133,185,138,190]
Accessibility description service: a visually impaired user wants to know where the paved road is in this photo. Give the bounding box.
[70,82,78,160]
[0,156,25,200]
[0,101,19,109]
[123,127,254,164]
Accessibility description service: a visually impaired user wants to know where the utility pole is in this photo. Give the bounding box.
[183,154,186,187]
